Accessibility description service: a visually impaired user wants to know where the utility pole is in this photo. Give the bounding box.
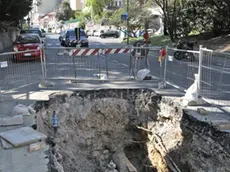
[127,0,129,44]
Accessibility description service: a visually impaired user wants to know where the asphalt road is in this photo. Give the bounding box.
[1,33,229,101]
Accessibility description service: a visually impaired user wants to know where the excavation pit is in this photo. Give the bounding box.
[35,89,230,172]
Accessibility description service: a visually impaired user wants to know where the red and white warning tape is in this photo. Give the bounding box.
[105,48,129,55]
[69,48,100,56]
[68,48,130,56]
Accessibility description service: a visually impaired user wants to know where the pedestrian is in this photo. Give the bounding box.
[143,29,150,44]
[52,111,58,135]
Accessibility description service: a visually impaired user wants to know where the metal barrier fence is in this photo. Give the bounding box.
[43,47,162,82]
[0,49,44,93]
[200,48,230,101]
[164,47,200,91]
[1,44,229,104]
[44,47,104,81]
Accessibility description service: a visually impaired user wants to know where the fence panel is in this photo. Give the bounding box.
[105,46,162,81]
[201,49,230,101]
[44,47,163,82]
[44,47,107,81]
[0,49,43,93]
[164,47,200,91]
[45,48,76,80]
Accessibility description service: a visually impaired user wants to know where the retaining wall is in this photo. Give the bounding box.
[0,28,19,53]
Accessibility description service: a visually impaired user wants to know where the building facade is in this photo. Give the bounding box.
[39,11,57,29]
[69,0,85,10]
[31,0,61,26]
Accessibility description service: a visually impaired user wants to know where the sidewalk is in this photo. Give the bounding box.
[0,85,49,172]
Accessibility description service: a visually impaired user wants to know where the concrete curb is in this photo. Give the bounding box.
[38,80,56,88]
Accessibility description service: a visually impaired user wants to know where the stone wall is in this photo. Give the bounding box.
[0,28,19,53]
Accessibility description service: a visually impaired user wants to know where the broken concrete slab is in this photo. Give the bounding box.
[185,109,230,131]
[0,138,13,149]
[0,115,23,126]
[0,127,47,147]
[28,141,46,152]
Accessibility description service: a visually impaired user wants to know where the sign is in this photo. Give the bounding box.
[0,61,8,68]
[121,13,128,21]
[75,28,81,40]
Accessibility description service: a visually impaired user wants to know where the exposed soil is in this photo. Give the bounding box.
[35,89,230,172]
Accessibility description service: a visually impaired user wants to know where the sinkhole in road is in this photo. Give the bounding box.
[35,89,230,172]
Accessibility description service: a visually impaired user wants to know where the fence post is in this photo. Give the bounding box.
[97,51,101,76]
[198,45,203,96]
[163,46,168,88]
[72,54,77,82]
[43,46,47,79]
[40,47,45,81]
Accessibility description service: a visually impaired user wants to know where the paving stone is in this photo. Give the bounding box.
[0,115,23,126]
[0,127,47,147]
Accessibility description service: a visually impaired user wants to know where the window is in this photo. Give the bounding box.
[16,35,40,44]
[68,30,86,37]
[116,0,122,7]
[116,0,119,6]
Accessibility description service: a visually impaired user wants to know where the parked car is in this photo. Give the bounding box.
[61,29,89,47]
[13,34,44,62]
[59,30,65,42]
[94,30,104,37]
[30,27,46,37]
[100,30,119,38]
[20,29,43,38]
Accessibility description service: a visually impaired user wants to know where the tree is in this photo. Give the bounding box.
[151,0,230,41]
[75,10,92,29]
[85,0,112,18]
[56,1,74,21]
[108,1,155,35]
[0,0,33,28]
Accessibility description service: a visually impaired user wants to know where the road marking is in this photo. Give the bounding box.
[122,64,128,67]
[166,81,187,92]
[113,60,118,63]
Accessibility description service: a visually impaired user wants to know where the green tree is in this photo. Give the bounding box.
[152,0,230,40]
[108,1,154,35]
[85,0,112,18]
[56,1,74,21]
[0,0,33,28]
[75,10,92,29]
